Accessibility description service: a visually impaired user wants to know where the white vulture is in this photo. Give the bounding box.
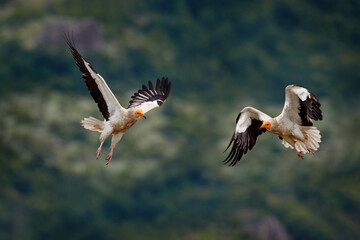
[224,85,322,166]
[65,37,171,164]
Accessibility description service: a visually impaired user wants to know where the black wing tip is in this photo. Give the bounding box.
[223,119,265,167]
[127,77,171,109]
[65,32,109,120]
[294,85,323,124]
[303,92,323,122]
[148,80,154,90]
[159,77,171,98]
[63,31,77,51]
[310,93,323,121]
[223,133,243,167]
[166,82,172,97]
[224,132,235,153]
[223,144,243,167]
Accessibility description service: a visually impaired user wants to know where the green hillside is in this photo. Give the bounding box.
[0,0,359,239]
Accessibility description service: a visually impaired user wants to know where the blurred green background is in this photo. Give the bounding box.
[1,0,360,239]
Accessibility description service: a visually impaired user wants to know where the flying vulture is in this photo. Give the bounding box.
[65,36,171,164]
[224,85,322,166]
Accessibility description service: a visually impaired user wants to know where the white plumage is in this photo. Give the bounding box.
[65,36,171,164]
[224,85,322,166]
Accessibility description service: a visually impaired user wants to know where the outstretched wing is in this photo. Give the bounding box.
[128,77,171,114]
[279,85,322,126]
[64,34,124,120]
[224,107,271,166]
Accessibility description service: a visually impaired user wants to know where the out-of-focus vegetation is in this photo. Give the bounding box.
[0,0,359,239]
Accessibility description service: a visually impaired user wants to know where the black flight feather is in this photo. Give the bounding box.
[224,119,266,167]
[64,33,110,120]
[128,77,171,109]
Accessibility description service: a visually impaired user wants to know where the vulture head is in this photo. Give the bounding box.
[135,109,146,119]
[261,121,271,130]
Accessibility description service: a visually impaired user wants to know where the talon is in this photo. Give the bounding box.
[106,153,112,165]
[295,150,304,159]
[96,149,101,159]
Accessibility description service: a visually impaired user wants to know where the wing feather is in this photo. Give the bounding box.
[128,77,171,113]
[224,107,271,166]
[64,34,124,120]
[279,85,322,126]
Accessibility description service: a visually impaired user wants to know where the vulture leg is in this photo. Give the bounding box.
[106,133,123,165]
[96,141,104,159]
[97,123,114,159]
[106,150,113,165]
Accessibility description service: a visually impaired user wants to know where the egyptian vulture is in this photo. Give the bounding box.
[65,37,171,164]
[224,85,322,166]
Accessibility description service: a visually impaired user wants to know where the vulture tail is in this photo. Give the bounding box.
[81,117,104,132]
[295,127,321,153]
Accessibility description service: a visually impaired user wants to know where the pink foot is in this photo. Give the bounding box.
[106,153,112,165]
[96,147,102,159]
[295,150,304,159]
[96,142,104,159]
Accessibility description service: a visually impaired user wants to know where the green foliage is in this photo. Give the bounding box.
[0,0,360,239]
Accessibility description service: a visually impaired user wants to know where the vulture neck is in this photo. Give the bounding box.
[267,118,282,135]
[126,108,138,122]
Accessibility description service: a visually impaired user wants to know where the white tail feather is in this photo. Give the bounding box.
[81,117,104,132]
[281,127,321,154]
[296,127,321,153]
[295,142,307,153]
[282,139,293,149]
